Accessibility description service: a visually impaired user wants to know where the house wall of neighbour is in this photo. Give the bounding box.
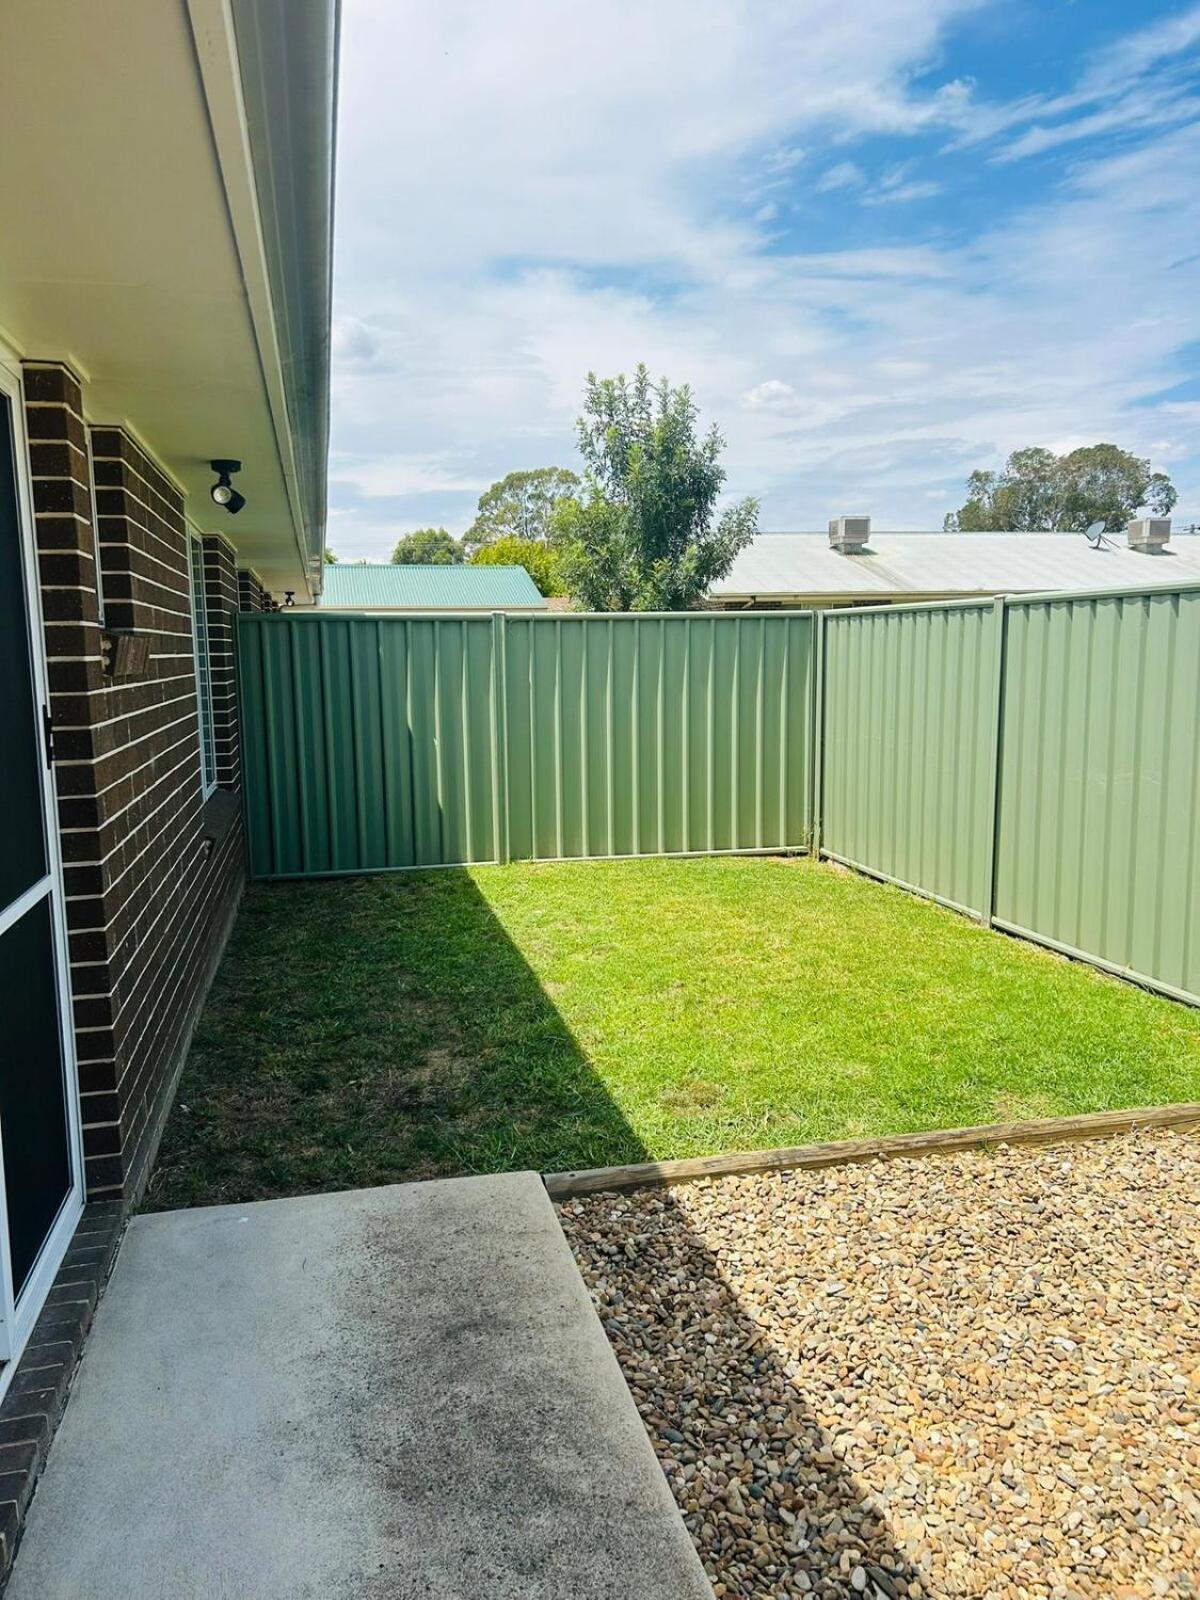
[22,360,248,1201]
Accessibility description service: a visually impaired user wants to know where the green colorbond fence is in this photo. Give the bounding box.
[820,600,1000,918]
[993,585,1200,1005]
[240,581,1200,1007]
[240,613,501,874]
[815,581,1200,1006]
[238,610,815,878]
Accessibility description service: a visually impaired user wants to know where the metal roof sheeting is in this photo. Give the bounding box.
[318,563,547,610]
[711,532,1200,601]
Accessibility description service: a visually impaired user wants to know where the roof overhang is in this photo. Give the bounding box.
[0,0,337,598]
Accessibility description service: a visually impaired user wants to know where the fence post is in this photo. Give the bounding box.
[491,611,510,865]
[810,609,825,857]
[980,594,1008,926]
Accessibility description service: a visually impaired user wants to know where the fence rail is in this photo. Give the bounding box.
[240,580,1200,1008]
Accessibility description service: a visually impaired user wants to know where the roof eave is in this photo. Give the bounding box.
[187,0,338,601]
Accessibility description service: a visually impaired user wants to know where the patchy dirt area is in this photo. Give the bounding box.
[558,1131,1200,1600]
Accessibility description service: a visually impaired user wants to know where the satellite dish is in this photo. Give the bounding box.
[1083,520,1106,548]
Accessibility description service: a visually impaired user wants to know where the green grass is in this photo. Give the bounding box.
[145,856,1200,1209]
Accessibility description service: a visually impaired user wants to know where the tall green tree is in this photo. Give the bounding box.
[464,467,580,552]
[390,527,464,565]
[323,548,339,564]
[553,365,757,611]
[945,444,1177,532]
[470,536,566,597]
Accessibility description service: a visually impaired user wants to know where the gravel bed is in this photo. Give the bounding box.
[557,1130,1200,1600]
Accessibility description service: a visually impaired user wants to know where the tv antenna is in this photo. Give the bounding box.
[1082,519,1109,549]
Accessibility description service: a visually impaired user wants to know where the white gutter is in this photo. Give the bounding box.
[185,0,322,597]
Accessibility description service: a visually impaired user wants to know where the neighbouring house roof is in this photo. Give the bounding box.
[711,532,1200,603]
[0,0,338,600]
[318,563,548,611]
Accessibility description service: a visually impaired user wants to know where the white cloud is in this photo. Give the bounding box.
[995,94,1200,163]
[816,161,865,192]
[327,0,1200,556]
[863,179,942,204]
[813,158,942,205]
[332,456,489,498]
[949,2,1200,161]
[1080,4,1200,93]
[741,380,799,411]
[762,144,807,175]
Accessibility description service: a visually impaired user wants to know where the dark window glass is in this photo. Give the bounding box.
[0,394,49,908]
[0,896,71,1296]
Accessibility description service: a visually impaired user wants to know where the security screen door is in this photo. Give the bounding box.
[0,374,82,1359]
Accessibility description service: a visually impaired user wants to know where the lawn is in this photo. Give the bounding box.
[146,856,1200,1208]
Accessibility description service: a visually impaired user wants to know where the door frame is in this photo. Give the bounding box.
[0,342,87,1382]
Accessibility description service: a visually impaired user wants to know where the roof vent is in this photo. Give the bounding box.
[1126,518,1171,553]
[829,516,871,553]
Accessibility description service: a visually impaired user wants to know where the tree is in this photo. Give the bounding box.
[470,536,566,597]
[945,444,1177,532]
[390,527,464,565]
[464,467,580,552]
[323,548,339,564]
[552,365,758,612]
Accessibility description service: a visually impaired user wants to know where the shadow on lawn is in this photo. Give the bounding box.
[149,868,925,1597]
[146,869,649,1210]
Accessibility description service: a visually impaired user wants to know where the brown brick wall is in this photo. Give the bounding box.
[23,361,245,1201]
[237,566,274,613]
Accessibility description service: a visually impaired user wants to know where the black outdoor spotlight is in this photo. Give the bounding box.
[209,459,246,515]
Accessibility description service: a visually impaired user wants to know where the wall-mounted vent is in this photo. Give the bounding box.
[1126,518,1171,553]
[829,516,871,553]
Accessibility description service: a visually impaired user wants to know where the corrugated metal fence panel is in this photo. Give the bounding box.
[820,602,999,916]
[501,613,813,860]
[240,594,1200,1003]
[993,587,1200,1002]
[239,611,814,877]
[239,614,501,876]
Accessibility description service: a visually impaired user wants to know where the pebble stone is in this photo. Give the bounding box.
[557,1129,1200,1600]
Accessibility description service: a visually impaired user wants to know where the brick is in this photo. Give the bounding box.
[21,362,83,410]
[0,1415,50,1452]
[0,1203,124,1577]
[20,367,247,1219]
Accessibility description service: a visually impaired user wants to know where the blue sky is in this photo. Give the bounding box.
[329,0,1200,557]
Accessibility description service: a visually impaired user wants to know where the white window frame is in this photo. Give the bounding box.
[85,429,105,626]
[0,340,87,1396]
[188,528,218,799]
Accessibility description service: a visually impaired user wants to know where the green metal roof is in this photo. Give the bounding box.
[318,563,547,610]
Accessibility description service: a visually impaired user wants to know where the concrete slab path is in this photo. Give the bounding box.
[8,1173,712,1600]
